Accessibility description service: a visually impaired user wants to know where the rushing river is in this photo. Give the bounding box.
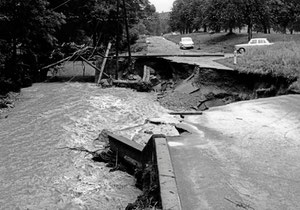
[0,82,173,210]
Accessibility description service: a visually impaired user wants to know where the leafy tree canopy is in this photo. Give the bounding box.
[0,0,155,83]
[169,0,300,39]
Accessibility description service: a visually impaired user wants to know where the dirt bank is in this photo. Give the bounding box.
[158,65,292,111]
[129,57,293,111]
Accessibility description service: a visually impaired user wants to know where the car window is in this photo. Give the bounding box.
[182,38,192,42]
[258,40,266,44]
[250,40,257,44]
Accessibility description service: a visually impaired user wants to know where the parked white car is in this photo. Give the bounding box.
[235,38,273,53]
[179,37,194,49]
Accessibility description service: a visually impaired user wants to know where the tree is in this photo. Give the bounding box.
[51,0,155,47]
[236,0,262,40]
[170,0,203,33]
[270,0,300,34]
[0,0,155,86]
[0,0,65,82]
[190,0,207,31]
[221,0,244,33]
[170,0,187,33]
[205,0,224,32]
[170,0,243,33]
[159,12,171,34]
[254,0,272,33]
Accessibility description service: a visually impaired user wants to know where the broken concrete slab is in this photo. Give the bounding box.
[107,132,143,163]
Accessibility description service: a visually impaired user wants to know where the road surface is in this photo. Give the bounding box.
[147,36,233,70]
[168,95,300,210]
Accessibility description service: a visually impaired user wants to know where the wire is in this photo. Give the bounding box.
[52,0,73,11]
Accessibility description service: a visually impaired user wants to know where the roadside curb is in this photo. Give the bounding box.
[144,135,182,210]
[107,133,182,210]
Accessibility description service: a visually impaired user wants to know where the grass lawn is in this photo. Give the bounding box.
[165,32,300,53]
[217,41,300,92]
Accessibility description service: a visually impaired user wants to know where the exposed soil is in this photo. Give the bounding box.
[161,67,292,111]
[130,57,293,112]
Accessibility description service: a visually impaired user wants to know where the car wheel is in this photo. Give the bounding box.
[238,48,245,54]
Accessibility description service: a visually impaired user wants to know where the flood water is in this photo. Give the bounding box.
[0,82,171,210]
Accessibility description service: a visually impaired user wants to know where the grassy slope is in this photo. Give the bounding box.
[220,42,300,77]
[165,32,300,92]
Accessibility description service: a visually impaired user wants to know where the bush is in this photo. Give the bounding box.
[0,78,21,95]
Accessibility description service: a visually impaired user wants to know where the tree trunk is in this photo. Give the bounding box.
[203,25,207,33]
[247,24,253,41]
[93,32,97,48]
[263,25,268,34]
[283,27,287,34]
[122,0,131,71]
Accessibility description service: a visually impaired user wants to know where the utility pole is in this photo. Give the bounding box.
[122,0,131,67]
[115,0,120,80]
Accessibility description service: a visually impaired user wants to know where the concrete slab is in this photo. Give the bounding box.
[107,132,143,162]
[168,95,300,210]
[165,56,233,71]
[146,36,233,71]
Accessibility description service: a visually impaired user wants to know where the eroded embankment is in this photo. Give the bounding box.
[133,57,295,111]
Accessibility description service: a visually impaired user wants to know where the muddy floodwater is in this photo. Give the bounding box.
[0,82,171,210]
